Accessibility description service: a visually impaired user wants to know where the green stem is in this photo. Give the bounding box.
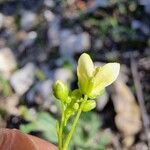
[59,103,65,150]
[63,95,88,150]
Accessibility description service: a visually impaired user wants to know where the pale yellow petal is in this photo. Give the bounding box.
[77,53,94,78]
[77,53,95,94]
[93,63,120,89]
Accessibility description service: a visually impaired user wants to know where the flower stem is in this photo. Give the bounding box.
[59,103,65,150]
[63,95,88,150]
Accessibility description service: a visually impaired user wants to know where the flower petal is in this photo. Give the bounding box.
[77,53,94,94]
[93,63,120,90]
[77,53,94,78]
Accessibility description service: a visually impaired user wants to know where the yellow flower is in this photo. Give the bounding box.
[77,53,120,98]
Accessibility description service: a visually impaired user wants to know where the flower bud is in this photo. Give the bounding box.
[73,103,79,110]
[82,100,96,112]
[53,80,68,102]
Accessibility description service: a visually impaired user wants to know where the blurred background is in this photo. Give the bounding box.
[0,0,150,149]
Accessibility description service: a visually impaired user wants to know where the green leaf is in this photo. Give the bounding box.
[35,69,45,81]
[20,111,57,143]
[69,112,109,150]
[0,75,12,96]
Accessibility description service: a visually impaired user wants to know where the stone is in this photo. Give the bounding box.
[21,11,38,31]
[48,15,60,47]
[0,47,17,79]
[54,68,73,84]
[134,142,149,150]
[18,31,37,52]
[0,13,3,28]
[131,20,150,35]
[139,0,147,5]
[44,10,55,22]
[94,38,103,50]
[23,31,37,47]
[0,14,15,30]
[0,95,19,115]
[145,5,150,14]
[86,0,109,14]
[10,63,36,96]
[27,79,53,104]
[60,29,90,57]
[44,0,55,8]
[96,0,109,7]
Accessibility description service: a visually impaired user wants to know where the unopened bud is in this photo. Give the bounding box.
[73,103,79,110]
[82,100,96,112]
[53,80,68,102]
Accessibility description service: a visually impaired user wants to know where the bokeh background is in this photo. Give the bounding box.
[0,0,150,149]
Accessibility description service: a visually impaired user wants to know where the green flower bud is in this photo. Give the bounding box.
[53,80,68,102]
[70,89,81,100]
[65,109,75,124]
[73,103,79,110]
[82,100,96,112]
[66,97,71,104]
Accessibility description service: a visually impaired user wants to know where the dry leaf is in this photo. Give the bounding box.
[111,81,141,147]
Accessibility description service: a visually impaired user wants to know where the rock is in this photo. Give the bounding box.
[0,47,17,79]
[60,29,90,57]
[95,0,109,7]
[0,94,19,115]
[44,10,55,22]
[21,11,38,31]
[44,0,55,8]
[10,63,36,96]
[26,79,59,113]
[18,31,37,52]
[26,79,53,104]
[131,20,142,30]
[94,38,103,50]
[0,13,3,29]
[131,20,150,35]
[145,5,150,14]
[39,80,53,102]
[23,31,37,47]
[54,68,73,84]
[0,14,15,30]
[22,0,43,10]
[0,39,6,48]
[48,15,60,47]
[85,0,109,14]
[134,142,149,150]
[139,57,150,71]
[139,0,148,5]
